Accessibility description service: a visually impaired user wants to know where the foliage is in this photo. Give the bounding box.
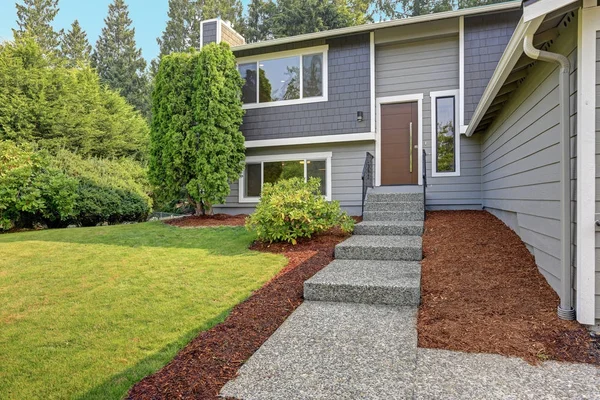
[60,20,92,67]
[150,43,245,215]
[0,222,286,399]
[93,0,150,119]
[374,0,508,19]
[0,141,77,231]
[51,150,152,226]
[246,177,354,244]
[0,38,149,160]
[13,0,61,54]
[436,121,456,172]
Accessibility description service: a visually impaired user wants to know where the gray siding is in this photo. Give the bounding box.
[236,34,371,142]
[596,32,600,320]
[464,11,520,124]
[376,35,482,209]
[202,21,217,46]
[480,21,577,296]
[213,141,375,216]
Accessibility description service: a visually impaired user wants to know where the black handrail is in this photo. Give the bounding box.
[361,152,374,216]
[422,149,427,220]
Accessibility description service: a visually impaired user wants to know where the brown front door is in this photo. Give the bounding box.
[381,102,418,185]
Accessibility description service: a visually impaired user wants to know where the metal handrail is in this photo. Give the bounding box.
[361,152,374,216]
[422,149,427,220]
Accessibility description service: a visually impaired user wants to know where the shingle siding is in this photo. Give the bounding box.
[464,10,520,124]
[480,20,577,298]
[236,33,372,142]
[376,35,482,209]
[202,21,217,46]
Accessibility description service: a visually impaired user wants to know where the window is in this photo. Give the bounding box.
[239,152,332,202]
[431,90,460,177]
[237,45,328,109]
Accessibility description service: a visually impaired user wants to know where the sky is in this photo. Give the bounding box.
[0,0,250,62]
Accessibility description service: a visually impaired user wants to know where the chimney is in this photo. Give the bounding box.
[201,18,245,48]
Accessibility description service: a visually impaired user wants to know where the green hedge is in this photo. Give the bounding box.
[0,141,152,230]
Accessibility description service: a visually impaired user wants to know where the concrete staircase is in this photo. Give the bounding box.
[304,188,424,307]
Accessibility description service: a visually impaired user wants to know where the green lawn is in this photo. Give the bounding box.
[0,222,287,400]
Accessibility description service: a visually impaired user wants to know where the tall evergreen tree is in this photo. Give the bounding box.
[93,0,150,119]
[60,20,92,67]
[13,0,61,54]
[244,0,276,42]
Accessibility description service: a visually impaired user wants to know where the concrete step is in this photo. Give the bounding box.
[304,260,421,306]
[363,211,424,222]
[366,192,423,203]
[364,201,424,212]
[354,221,424,236]
[335,235,422,261]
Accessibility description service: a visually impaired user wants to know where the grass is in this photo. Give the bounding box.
[0,222,287,400]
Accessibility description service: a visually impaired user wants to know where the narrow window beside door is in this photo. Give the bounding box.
[431,90,460,177]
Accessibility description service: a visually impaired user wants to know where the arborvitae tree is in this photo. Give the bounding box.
[150,43,245,215]
[60,20,92,67]
[93,0,150,119]
[13,0,61,54]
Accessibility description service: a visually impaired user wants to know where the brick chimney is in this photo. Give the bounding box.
[201,18,245,48]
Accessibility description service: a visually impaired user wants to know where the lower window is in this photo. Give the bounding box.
[240,152,332,202]
[431,90,460,177]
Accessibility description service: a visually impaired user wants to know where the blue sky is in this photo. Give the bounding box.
[0,0,250,62]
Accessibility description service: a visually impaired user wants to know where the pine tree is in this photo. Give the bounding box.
[60,20,92,67]
[13,0,61,54]
[93,0,150,119]
[157,0,199,55]
[244,0,276,42]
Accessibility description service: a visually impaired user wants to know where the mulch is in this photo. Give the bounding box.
[127,226,351,399]
[418,210,600,365]
[164,214,247,227]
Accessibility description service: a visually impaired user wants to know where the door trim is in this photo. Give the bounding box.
[376,94,423,187]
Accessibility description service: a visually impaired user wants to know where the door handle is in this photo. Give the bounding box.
[409,122,413,173]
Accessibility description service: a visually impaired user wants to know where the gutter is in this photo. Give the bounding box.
[523,34,575,320]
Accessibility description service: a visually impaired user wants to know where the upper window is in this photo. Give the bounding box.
[431,90,460,177]
[239,152,332,203]
[237,45,328,109]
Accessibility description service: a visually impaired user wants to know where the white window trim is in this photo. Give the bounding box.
[375,94,424,187]
[238,151,333,203]
[576,4,599,325]
[431,89,461,178]
[237,45,329,110]
[459,16,468,134]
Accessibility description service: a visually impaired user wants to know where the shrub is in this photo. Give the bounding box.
[245,177,354,244]
[0,141,77,230]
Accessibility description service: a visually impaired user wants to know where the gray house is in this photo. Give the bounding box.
[203,0,600,328]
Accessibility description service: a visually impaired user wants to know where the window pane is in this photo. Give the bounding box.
[245,163,261,197]
[302,54,323,98]
[435,96,456,173]
[239,63,257,104]
[264,160,304,184]
[307,160,327,195]
[259,56,300,103]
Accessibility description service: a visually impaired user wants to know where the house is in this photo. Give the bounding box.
[201,0,600,328]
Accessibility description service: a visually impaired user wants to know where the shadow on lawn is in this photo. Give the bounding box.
[0,222,259,257]
[75,309,232,400]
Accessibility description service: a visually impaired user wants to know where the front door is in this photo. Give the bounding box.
[380,102,419,185]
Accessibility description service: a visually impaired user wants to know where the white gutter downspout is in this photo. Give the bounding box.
[523,34,575,320]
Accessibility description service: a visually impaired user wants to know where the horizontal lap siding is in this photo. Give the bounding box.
[481,22,577,295]
[596,32,600,320]
[237,34,371,141]
[463,11,520,124]
[376,35,482,209]
[213,142,375,216]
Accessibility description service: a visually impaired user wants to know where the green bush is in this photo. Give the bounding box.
[245,177,354,244]
[0,141,77,230]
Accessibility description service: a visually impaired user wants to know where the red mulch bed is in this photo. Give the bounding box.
[127,227,351,399]
[418,210,600,365]
[165,214,247,227]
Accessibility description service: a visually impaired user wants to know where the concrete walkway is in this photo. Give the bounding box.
[221,189,600,399]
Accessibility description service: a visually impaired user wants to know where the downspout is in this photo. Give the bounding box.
[523,34,575,320]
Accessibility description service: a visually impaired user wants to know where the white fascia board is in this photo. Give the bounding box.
[244,132,375,149]
[231,1,522,52]
[523,0,579,22]
[465,15,545,137]
[576,5,599,325]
